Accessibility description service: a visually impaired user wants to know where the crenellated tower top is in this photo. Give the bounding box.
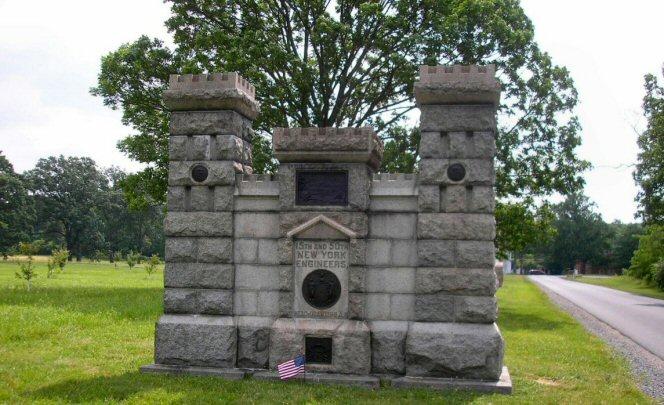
[163,72,260,119]
[414,64,501,106]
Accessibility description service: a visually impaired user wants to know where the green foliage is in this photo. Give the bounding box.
[495,200,555,258]
[634,67,664,224]
[380,126,419,173]
[46,258,57,279]
[652,259,664,290]
[92,0,589,253]
[0,152,35,256]
[605,222,643,271]
[539,194,611,274]
[15,242,39,290]
[628,224,664,290]
[52,248,69,272]
[24,156,109,261]
[125,251,141,269]
[144,254,161,277]
[15,260,36,291]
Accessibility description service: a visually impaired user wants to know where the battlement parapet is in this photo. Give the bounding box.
[164,72,260,119]
[235,173,279,196]
[273,127,383,170]
[370,173,418,196]
[414,64,500,106]
[168,73,256,99]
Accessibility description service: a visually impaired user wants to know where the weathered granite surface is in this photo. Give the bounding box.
[146,66,509,393]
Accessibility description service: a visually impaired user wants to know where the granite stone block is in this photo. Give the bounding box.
[415,268,497,296]
[405,322,504,380]
[236,316,272,369]
[155,315,236,368]
[164,288,233,315]
[164,263,234,289]
[417,213,495,241]
[454,296,497,323]
[369,321,408,374]
[164,212,233,237]
[420,105,497,132]
[414,293,454,322]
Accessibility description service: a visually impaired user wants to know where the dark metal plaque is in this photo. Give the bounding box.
[305,336,332,364]
[191,164,209,183]
[447,163,466,182]
[296,171,348,206]
[302,269,341,309]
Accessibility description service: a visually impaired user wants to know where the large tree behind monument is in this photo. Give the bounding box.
[92,0,589,250]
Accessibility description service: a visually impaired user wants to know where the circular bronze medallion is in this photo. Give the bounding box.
[447,163,466,182]
[191,164,209,183]
[302,269,341,309]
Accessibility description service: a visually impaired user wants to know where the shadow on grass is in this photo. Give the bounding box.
[498,308,576,332]
[0,286,162,321]
[30,371,489,403]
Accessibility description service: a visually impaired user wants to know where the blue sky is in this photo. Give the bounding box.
[1,0,662,223]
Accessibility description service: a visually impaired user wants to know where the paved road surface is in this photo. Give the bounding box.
[529,276,664,360]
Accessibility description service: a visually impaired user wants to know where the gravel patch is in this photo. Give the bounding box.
[534,281,664,402]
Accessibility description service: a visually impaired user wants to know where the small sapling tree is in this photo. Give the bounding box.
[52,248,69,273]
[15,242,38,290]
[144,254,161,277]
[46,258,56,279]
[126,251,141,269]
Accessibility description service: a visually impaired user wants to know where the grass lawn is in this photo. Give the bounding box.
[0,260,651,404]
[569,275,664,300]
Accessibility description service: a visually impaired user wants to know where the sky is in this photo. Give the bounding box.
[1,0,662,223]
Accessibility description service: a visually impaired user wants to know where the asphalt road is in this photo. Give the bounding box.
[529,276,664,360]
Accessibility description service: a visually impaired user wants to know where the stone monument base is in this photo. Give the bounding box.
[139,365,512,394]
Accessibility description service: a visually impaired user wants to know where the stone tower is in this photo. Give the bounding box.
[142,66,511,393]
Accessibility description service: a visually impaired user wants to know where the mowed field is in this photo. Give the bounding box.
[0,260,651,404]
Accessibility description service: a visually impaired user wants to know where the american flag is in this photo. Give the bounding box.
[277,354,305,379]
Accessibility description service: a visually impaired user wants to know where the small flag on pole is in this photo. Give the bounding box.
[277,354,305,380]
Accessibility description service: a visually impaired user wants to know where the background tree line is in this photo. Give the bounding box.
[0,153,164,261]
[514,193,643,275]
[515,64,664,292]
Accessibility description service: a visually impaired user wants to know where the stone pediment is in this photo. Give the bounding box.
[286,215,358,240]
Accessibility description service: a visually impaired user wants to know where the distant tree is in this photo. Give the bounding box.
[24,156,108,261]
[634,66,664,224]
[605,222,643,271]
[629,224,664,286]
[542,194,611,274]
[102,168,165,261]
[0,152,34,257]
[92,0,589,252]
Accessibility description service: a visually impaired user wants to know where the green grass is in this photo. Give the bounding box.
[570,275,664,300]
[0,261,651,404]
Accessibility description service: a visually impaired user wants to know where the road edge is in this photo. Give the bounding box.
[530,277,664,401]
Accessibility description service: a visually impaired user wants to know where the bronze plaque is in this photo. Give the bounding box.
[305,336,332,364]
[296,171,348,206]
[301,269,341,309]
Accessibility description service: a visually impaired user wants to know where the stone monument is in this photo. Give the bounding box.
[141,66,511,393]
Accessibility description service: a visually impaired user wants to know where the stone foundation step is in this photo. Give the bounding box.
[253,371,380,389]
[140,364,512,394]
[392,366,512,394]
[140,364,245,380]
